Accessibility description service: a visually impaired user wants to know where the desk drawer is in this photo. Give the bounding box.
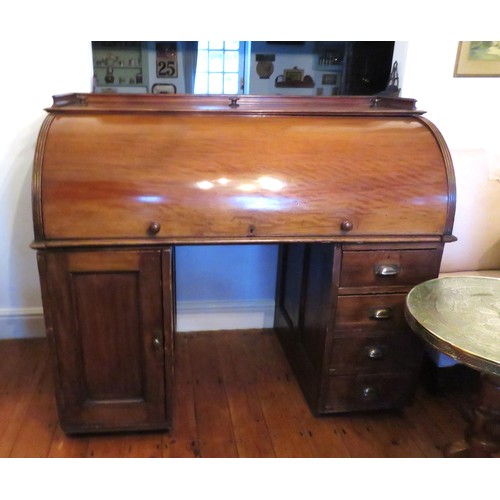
[334,294,408,332]
[329,333,423,375]
[322,373,417,412]
[340,248,442,288]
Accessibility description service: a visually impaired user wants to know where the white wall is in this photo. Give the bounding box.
[0,40,93,337]
[1,39,499,338]
[396,40,500,272]
[400,40,500,150]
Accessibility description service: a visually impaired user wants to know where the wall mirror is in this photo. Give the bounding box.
[91,41,396,97]
[89,40,398,331]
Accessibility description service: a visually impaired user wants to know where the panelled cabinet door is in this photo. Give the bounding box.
[40,249,171,433]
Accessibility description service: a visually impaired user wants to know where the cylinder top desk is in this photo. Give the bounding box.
[32,93,456,433]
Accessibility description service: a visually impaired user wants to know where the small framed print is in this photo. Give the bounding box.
[284,67,304,82]
[322,73,339,85]
[156,42,178,78]
[454,41,500,77]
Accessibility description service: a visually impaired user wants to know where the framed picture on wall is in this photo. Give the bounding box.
[322,73,339,85]
[156,42,178,78]
[284,67,304,82]
[454,41,500,77]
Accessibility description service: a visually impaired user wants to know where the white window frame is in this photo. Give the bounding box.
[194,41,249,95]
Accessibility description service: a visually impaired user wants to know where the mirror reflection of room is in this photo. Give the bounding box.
[91,41,396,97]
[89,40,400,338]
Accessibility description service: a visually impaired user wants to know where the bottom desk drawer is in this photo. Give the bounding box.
[321,373,418,413]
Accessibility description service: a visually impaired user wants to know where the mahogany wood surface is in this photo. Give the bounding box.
[33,94,455,245]
[334,293,410,332]
[328,331,423,375]
[339,245,444,290]
[31,94,456,434]
[49,93,420,113]
[37,249,172,433]
[323,372,418,412]
[275,242,430,415]
[2,331,495,458]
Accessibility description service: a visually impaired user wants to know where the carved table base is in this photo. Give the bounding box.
[444,373,500,458]
[405,277,500,458]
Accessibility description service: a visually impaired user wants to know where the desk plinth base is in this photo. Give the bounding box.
[444,373,500,458]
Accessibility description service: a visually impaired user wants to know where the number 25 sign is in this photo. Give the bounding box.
[156,42,178,78]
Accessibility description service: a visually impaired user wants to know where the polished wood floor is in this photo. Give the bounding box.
[0,330,484,458]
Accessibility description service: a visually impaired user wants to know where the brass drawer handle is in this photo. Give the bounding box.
[366,346,386,359]
[153,330,163,353]
[369,307,393,320]
[362,386,380,399]
[374,264,399,276]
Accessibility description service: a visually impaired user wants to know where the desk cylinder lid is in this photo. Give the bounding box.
[32,94,456,246]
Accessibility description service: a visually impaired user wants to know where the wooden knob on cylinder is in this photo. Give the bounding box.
[148,221,161,235]
[340,220,354,232]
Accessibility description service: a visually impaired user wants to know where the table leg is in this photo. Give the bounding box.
[444,373,500,458]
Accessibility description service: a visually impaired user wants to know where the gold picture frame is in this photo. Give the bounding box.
[454,41,500,77]
[284,67,304,82]
[322,73,339,85]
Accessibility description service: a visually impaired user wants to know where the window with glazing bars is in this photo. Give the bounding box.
[194,41,243,94]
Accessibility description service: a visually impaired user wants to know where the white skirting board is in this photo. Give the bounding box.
[176,299,275,332]
[0,300,276,339]
[0,308,46,339]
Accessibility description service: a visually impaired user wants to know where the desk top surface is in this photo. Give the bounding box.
[405,277,500,375]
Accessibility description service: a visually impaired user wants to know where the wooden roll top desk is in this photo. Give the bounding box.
[32,93,456,434]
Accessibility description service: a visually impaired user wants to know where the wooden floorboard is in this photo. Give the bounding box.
[8,359,58,458]
[0,331,491,458]
[189,332,239,457]
[215,331,276,457]
[0,339,49,457]
[162,333,200,458]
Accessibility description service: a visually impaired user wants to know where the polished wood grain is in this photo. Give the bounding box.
[275,242,429,416]
[334,293,408,331]
[2,331,495,458]
[33,95,454,244]
[50,93,420,113]
[328,332,422,375]
[339,244,444,290]
[31,94,457,434]
[323,372,419,413]
[37,249,171,433]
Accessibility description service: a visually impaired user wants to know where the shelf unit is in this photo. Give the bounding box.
[313,41,347,71]
[313,42,346,95]
[92,41,149,92]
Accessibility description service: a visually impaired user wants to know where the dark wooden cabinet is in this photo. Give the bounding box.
[32,93,456,433]
[275,242,444,414]
[343,42,395,95]
[37,248,174,433]
[329,243,442,411]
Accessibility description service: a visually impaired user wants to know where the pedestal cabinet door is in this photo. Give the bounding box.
[40,249,170,433]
